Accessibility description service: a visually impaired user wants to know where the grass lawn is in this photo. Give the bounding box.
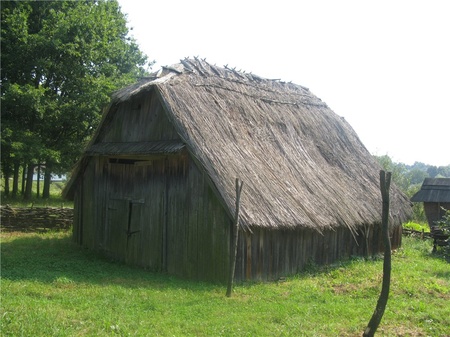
[403,222,430,233]
[1,181,73,208]
[1,231,449,337]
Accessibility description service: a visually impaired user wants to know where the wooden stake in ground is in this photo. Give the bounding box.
[363,170,392,337]
[226,178,244,297]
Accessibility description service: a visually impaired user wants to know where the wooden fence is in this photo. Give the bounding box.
[1,205,73,232]
[402,227,432,239]
[402,227,450,251]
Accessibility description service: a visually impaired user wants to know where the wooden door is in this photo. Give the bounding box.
[104,161,165,270]
[106,197,145,263]
[105,198,129,260]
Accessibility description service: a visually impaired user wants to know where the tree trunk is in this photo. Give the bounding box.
[23,164,35,200]
[226,178,244,297]
[363,171,392,337]
[12,161,20,197]
[3,168,10,196]
[43,164,52,198]
[21,164,27,195]
[36,163,41,198]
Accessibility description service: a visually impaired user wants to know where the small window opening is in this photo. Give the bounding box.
[109,158,139,165]
[109,158,153,166]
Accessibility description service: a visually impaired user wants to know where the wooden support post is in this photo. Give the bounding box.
[363,170,392,337]
[226,178,244,297]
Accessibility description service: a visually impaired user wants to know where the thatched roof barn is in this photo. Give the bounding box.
[411,178,450,228]
[64,58,411,282]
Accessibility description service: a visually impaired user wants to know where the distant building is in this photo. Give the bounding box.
[411,178,450,227]
[32,173,67,182]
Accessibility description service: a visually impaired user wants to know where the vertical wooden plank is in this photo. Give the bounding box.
[273,230,281,280]
[94,157,103,251]
[207,188,216,280]
[293,231,299,274]
[162,164,168,272]
[73,187,82,244]
[192,163,202,280]
[294,230,301,275]
[301,230,308,270]
[256,229,263,280]
[267,230,273,280]
[106,198,128,261]
[99,92,179,143]
[235,229,245,281]
[245,231,252,280]
[186,163,195,279]
[82,160,96,249]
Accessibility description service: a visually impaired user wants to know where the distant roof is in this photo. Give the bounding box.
[411,178,450,203]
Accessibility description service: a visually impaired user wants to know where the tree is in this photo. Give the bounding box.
[1,0,151,198]
[437,165,450,178]
[427,166,438,178]
[408,168,428,186]
[435,209,450,260]
[375,155,410,191]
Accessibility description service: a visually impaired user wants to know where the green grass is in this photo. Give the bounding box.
[1,181,73,208]
[403,221,430,232]
[1,232,449,337]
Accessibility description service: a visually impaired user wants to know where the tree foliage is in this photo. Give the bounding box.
[375,155,450,191]
[375,155,450,222]
[1,0,151,198]
[435,209,450,260]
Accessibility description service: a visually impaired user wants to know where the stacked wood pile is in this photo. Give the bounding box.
[1,205,73,232]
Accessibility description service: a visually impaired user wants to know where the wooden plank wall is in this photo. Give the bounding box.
[74,152,403,283]
[424,202,450,228]
[74,152,232,282]
[99,91,179,143]
[74,151,403,283]
[75,159,97,247]
[234,223,403,281]
[72,91,233,282]
[165,158,231,282]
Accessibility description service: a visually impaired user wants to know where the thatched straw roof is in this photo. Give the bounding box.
[411,178,450,203]
[65,58,411,233]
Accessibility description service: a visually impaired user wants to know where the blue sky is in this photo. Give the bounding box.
[118,0,450,166]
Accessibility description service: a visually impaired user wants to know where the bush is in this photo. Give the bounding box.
[434,208,450,260]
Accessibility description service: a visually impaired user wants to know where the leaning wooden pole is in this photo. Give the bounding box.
[363,170,392,337]
[226,178,244,297]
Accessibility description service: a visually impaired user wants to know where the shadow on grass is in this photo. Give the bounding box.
[0,232,219,291]
[434,270,450,281]
[431,250,450,264]
[4,232,445,292]
[416,239,450,264]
